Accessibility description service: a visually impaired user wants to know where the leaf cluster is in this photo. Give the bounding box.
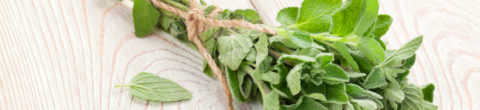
[129,0,437,109]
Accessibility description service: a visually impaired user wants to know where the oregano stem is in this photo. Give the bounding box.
[114,84,133,88]
[163,0,189,11]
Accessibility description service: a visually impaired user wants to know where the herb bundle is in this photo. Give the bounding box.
[118,0,438,109]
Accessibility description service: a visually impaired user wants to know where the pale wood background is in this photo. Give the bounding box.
[0,0,479,109]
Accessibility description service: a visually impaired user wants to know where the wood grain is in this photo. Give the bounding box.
[0,0,479,109]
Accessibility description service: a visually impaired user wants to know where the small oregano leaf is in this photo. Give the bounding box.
[264,91,280,110]
[296,0,342,33]
[422,83,435,102]
[276,7,299,26]
[287,63,304,95]
[133,0,160,37]
[217,34,253,70]
[373,14,393,37]
[382,36,423,66]
[331,0,379,36]
[116,72,191,102]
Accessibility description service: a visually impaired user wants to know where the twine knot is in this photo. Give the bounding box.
[185,8,205,41]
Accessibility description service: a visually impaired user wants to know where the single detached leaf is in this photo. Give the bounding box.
[422,83,435,102]
[296,0,342,33]
[264,91,280,110]
[363,68,387,89]
[331,0,379,36]
[287,63,304,95]
[217,34,253,70]
[373,14,393,37]
[133,0,160,37]
[124,72,191,102]
[326,83,348,104]
[276,7,299,25]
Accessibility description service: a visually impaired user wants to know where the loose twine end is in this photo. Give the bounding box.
[150,0,277,109]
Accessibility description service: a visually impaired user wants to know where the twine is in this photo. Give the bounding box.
[150,0,277,109]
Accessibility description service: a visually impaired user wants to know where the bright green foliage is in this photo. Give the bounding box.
[128,0,436,109]
[296,0,342,33]
[373,15,393,37]
[132,0,160,37]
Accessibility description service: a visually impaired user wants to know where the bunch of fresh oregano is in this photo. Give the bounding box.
[116,0,437,109]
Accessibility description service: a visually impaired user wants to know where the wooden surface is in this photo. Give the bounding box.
[0,0,479,109]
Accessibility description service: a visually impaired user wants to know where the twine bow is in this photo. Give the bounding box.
[150,0,276,109]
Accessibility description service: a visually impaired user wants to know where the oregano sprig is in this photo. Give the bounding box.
[124,0,437,109]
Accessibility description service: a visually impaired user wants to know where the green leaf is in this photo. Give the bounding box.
[403,55,416,69]
[288,31,313,48]
[350,98,378,110]
[294,48,323,57]
[315,53,334,66]
[264,91,280,110]
[232,9,262,24]
[287,63,304,95]
[422,83,435,102]
[296,0,342,33]
[225,68,248,102]
[363,68,387,89]
[382,36,423,65]
[326,83,348,104]
[217,34,253,70]
[385,82,405,103]
[358,37,385,64]
[118,72,191,102]
[277,55,316,64]
[373,14,393,37]
[346,84,383,99]
[400,84,425,110]
[302,81,327,101]
[255,35,269,66]
[254,56,273,79]
[295,97,329,110]
[276,7,299,25]
[423,101,438,110]
[332,42,360,71]
[133,0,160,37]
[331,0,379,36]
[345,71,366,78]
[245,49,256,62]
[322,64,349,84]
[262,71,281,84]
